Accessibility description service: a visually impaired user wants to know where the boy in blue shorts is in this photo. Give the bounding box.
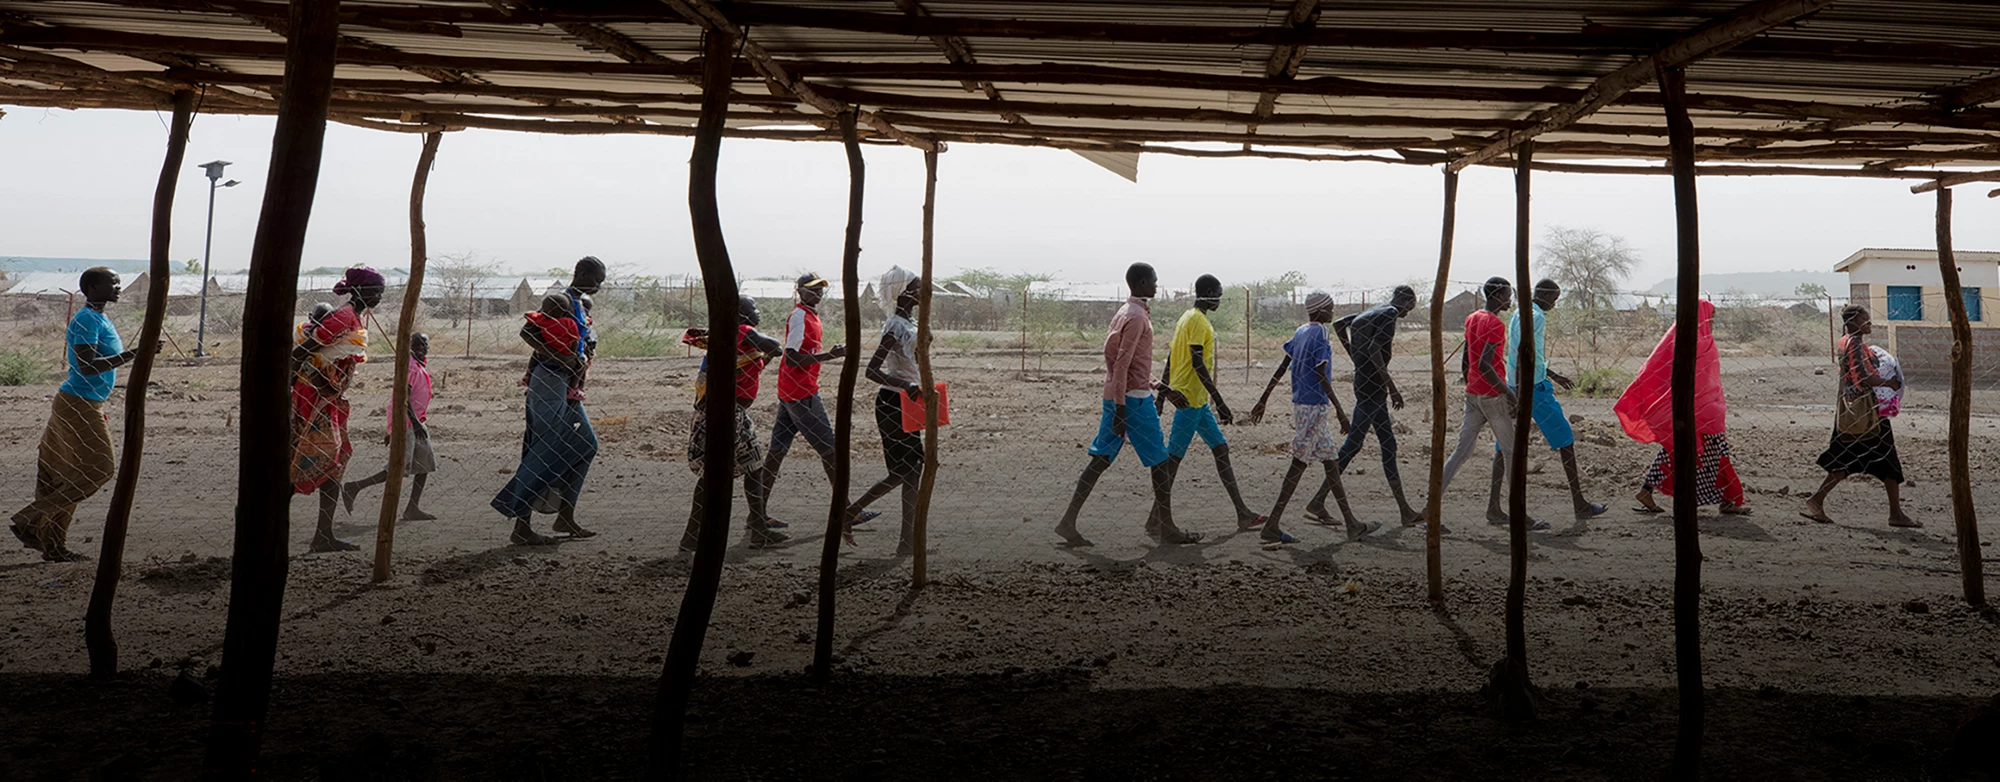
[1484,279,1608,525]
[1158,274,1266,533]
[1054,263,1201,547]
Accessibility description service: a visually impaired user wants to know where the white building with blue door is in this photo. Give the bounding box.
[1836,248,2000,353]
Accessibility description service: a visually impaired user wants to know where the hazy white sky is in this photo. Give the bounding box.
[4,104,1996,292]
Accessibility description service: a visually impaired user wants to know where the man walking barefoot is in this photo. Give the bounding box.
[1158,274,1266,533]
[1483,280,1609,525]
[1053,262,1201,547]
[1323,284,1424,525]
[1248,291,1378,546]
[10,267,155,562]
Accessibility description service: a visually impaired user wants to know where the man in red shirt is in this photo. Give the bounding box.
[1437,277,1533,530]
[681,295,785,549]
[760,273,852,529]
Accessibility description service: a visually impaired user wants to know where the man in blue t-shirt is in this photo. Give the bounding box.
[1482,279,1608,524]
[1249,291,1381,546]
[10,267,154,562]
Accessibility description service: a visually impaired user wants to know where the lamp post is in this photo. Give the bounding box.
[195,160,239,357]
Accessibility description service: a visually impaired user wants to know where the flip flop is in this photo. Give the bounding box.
[1528,520,1552,532]
[1303,509,1335,523]
[1631,506,1665,514]
[1798,511,1835,524]
[1576,503,1609,519]
[1260,531,1299,547]
[1237,515,1269,532]
[852,510,881,525]
[1348,521,1382,540]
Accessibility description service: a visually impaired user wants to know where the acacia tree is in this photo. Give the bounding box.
[1540,225,1639,348]
[429,251,501,328]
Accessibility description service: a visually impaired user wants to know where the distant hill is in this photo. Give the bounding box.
[1644,270,1845,298]
[0,256,150,274]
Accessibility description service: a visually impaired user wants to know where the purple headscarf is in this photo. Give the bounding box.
[333,266,385,296]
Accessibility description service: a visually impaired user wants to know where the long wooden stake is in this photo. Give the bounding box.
[205,0,342,775]
[85,87,194,679]
[1424,169,1458,603]
[372,130,442,583]
[1491,139,1539,721]
[648,29,738,781]
[912,147,941,588]
[815,109,865,684]
[1660,62,1708,777]
[1935,187,1987,607]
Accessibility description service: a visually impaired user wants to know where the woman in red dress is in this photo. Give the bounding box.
[292,267,385,553]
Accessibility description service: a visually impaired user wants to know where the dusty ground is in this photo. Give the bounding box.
[3,346,1999,779]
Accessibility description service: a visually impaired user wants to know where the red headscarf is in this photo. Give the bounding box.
[1615,300,1725,449]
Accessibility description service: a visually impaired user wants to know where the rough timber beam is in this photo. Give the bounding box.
[657,0,936,151]
[1447,0,1836,173]
[1940,74,2000,113]
[1247,0,1321,139]
[892,0,1024,125]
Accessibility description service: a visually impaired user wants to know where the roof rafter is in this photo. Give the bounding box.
[891,0,1024,126]
[1245,0,1320,142]
[1448,0,1836,172]
[656,0,936,151]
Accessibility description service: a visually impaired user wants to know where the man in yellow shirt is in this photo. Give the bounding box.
[1158,274,1266,533]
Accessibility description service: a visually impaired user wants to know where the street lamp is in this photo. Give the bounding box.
[195,160,239,357]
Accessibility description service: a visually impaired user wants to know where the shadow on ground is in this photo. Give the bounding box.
[1,671,1989,780]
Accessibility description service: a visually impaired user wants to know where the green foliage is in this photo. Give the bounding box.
[183,258,201,275]
[1572,367,1631,398]
[0,348,54,386]
[1795,282,1828,299]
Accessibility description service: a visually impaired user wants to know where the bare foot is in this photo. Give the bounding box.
[401,508,438,522]
[309,535,360,553]
[1633,489,1664,513]
[1054,523,1094,548]
[1888,515,1922,528]
[1399,508,1425,526]
[1800,498,1834,524]
[1486,507,1509,524]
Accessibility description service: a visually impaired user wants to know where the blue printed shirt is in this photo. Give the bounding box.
[1283,322,1334,405]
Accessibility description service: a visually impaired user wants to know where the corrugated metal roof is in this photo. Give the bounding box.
[4,0,2000,175]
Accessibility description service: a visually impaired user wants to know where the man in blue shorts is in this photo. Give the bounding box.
[1054,262,1201,547]
[1484,279,1608,524]
[1158,274,1266,533]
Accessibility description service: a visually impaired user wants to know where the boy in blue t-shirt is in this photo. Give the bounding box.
[10,267,154,562]
[1248,291,1380,547]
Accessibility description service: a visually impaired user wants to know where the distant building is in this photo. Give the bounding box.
[1836,247,2000,384]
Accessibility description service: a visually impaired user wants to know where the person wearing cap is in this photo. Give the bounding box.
[1158,274,1266,533]
[1248,291,1378,545]
[1326,284,1424,525]
[839,266,929,555]
[1436,277,1534,530]
[1483,279,1608,525]
[680,294,786,550]
[492,256,604,546]
[760,272,869,530]
[1053,262,1201,547]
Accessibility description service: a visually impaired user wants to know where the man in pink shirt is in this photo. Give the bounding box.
[1054,263,1201,547]
[342,332,438,522]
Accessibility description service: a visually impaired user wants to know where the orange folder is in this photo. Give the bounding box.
[899,382,950,433]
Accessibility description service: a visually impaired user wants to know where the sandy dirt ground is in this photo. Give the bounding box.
[3,348,1999,779]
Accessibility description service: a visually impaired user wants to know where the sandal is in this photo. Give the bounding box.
[1236,514,1269,532]
[1719,504,1753,516]
[1798,511,1835,524]
[1631,505,1664,514]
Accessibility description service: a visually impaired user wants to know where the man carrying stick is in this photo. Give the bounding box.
[1483,280,1608,525]
[1053,262,1201,547]
[10,267,155,562]
[1158,274,1265,533]
[1248,291,1377,546]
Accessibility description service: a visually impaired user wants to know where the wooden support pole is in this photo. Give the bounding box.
[648,29,738,781]
[815,108,866,684]
[1490,140,1539,721]
[205,0,342,774]
[371,129,442,583]
[1660,61,1708,778]
[1934,187,1988,607]
[912,147,941,588]
[85,87,194,679]
[1423,168,1458,604]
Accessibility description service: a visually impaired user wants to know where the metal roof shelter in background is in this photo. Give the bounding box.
[6,1,2000,181]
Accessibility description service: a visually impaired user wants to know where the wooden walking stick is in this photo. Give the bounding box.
[373,130,443,583]
[85,87,194,679]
